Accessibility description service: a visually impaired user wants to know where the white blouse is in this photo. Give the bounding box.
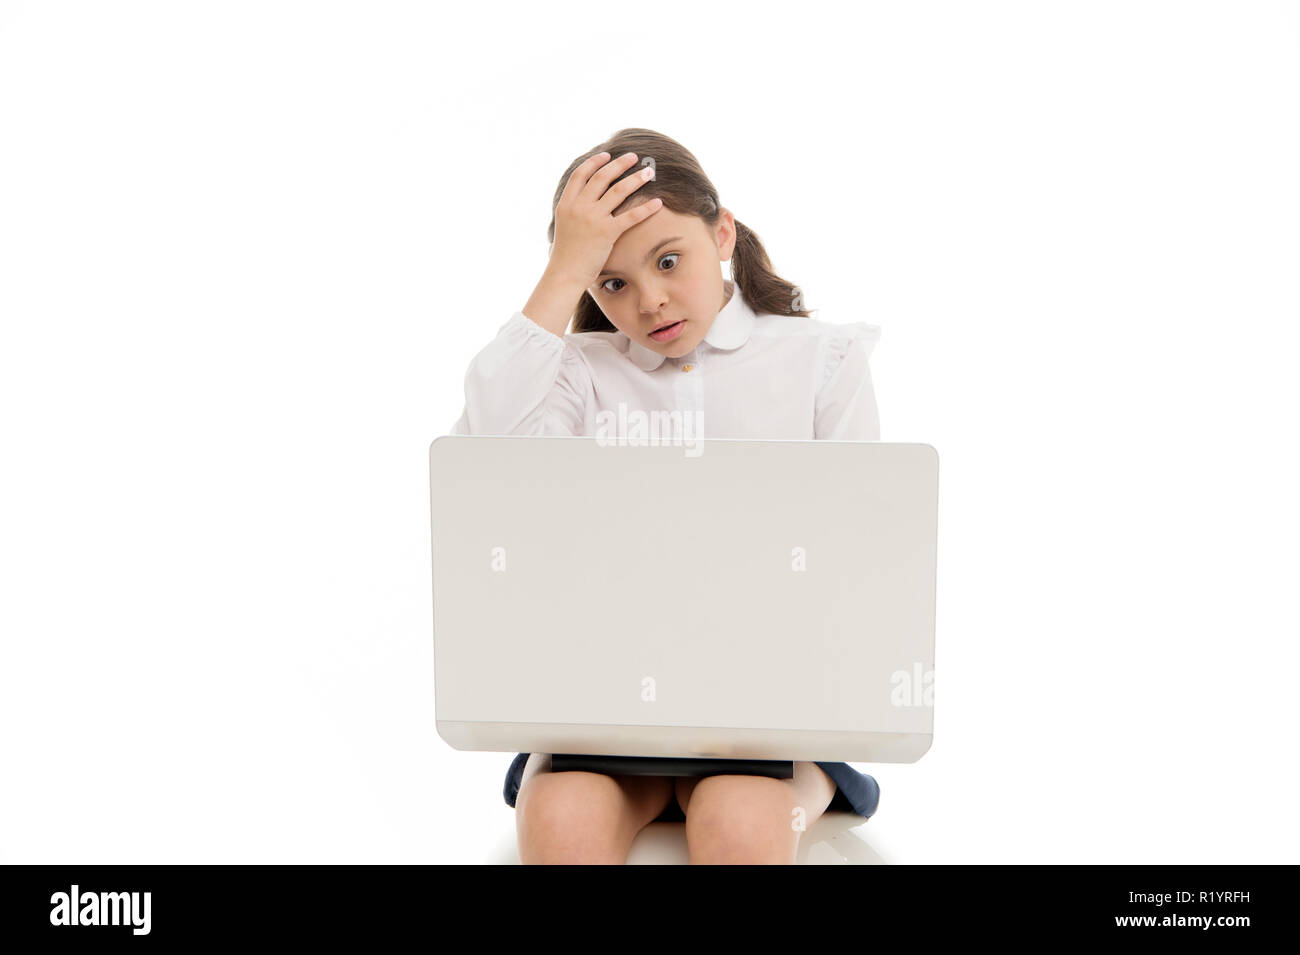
[450,278,881,442]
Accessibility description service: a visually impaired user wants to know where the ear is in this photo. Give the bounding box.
[715,208,738,263]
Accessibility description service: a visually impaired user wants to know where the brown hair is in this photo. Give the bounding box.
[547,128,812,333]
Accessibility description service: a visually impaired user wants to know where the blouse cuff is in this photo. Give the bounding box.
[508,309,567,352]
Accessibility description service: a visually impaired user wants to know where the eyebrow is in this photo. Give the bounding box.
[598,237,684,278]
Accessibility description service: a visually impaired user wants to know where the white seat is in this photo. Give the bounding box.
[486,810,886,864]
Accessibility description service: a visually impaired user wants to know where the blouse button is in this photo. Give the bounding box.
[681,364,693,372]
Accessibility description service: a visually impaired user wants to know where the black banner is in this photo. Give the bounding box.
[0,864,1286,942]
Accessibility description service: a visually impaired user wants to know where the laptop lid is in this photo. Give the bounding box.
[429,435,937,763]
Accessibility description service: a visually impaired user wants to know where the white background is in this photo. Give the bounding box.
[1,0,1297,863]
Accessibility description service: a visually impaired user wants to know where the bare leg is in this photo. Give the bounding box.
[675,761,838,864]
[515,754,675,864]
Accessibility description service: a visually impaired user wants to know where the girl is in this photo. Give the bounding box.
[451,128,882,864]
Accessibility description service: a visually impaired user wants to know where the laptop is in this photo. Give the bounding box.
[428,435,938,769]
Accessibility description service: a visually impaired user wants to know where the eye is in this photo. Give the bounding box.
[599,253,680,294]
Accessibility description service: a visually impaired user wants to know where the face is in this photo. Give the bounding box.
[585,205,737,358]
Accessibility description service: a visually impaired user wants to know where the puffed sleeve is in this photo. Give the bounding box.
[814,322,881,441]
[449,310,592,436]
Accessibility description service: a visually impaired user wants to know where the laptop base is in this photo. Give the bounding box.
[551,754,794,779]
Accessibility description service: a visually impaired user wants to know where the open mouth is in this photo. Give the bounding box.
[647,319,686,337]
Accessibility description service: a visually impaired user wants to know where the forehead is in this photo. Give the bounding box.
[610,207,706,250]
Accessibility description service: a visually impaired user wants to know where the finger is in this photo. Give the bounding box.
[611,196,663,234]
[595,158,656,215]
[577,151,641,205]
[558,151,617,207]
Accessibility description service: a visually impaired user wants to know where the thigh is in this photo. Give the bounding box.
[675,761,837,826]
[518,752,552,792]
[517,755,675,835]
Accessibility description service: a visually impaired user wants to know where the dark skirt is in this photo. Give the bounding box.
[502,752,879,823]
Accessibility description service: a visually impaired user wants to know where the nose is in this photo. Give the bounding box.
[638,285,669,315]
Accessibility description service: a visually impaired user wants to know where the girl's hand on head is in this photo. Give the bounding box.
[547,151,662,289]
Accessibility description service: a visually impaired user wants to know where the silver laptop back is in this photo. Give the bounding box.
[429,435,938,762]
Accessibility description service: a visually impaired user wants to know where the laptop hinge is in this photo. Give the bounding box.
[550,754,794,779]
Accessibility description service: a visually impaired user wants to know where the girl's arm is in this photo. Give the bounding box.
[449,307,592,436]
[814,324,882,441]
[450,152,663,437]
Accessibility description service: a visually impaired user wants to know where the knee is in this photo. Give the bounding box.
[515,771,629,863]
[684,776,801,864]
